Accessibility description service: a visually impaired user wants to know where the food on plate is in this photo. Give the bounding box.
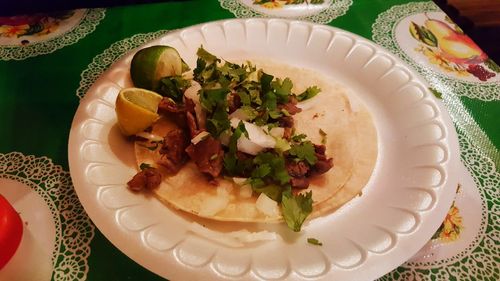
[130,45,189,90]
[117,45,377,232]
[115,88,163,136]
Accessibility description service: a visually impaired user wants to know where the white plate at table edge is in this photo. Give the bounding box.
[68,18,459,280]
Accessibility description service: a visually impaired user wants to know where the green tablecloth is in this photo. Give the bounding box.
[0,0,498,280]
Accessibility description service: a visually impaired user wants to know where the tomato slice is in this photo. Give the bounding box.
[0,194,23,270]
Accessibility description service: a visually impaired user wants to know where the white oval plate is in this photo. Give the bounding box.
[68,19,459,280]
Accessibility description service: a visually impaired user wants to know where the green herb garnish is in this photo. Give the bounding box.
[289,141,317,165]
[139,163,151,170]
[307,238,323,246]
[297,86,321,101]
[281,190,313,232]
[157,76,191,102]
[319,128,327,145]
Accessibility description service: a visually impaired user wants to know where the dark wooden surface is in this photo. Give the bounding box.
[433,0,500,64]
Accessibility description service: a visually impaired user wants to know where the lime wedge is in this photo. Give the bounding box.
[115,87,163,136]
[130,45,183,90]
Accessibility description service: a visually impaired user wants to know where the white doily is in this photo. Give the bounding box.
[219,0,352,24]
[0,152,95,281]
[372,1,500,101]
[76,30,170,99]
[378,129,499,280]
[0,9,105,61]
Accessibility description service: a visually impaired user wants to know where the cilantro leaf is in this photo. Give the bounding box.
[199,87,229,112]
[223,122,247,174]
[297,86,321,102]
[319,129,327,145]
[271,78,292,103]
[307,238,323,246]
[219,62,247,82]
[139,163,151,170]
[206,102,230,136]
[158,76,191,102]
[262,91,277,111]
[289,141,317,165]
[268,109,282,119]
[281,190,313,232]
[238,106,259,121]
[252,164,271,178]
[197,47,219,64]
[237,90,251,106]
[253,152,290,185]
[260,72,274,94]
[252,184,283,202]
[291,134,306,142]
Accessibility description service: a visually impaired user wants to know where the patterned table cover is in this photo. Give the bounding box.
[0,0,498,280]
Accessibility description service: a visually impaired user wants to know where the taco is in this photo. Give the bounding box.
[125,47,377,231]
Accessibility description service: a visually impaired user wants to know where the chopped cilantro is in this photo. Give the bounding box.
[291,134,307,142]
[158,76,191,102]
[253,152,291,185]
[252,184,283,202]
[196,47,219,64]
[281,190,313,232]
[238,106,259,121]
[254,111,269,126]
[260,72,274,94]
[271,78,292,103]
[274,138,291,153]
[281,108,291,117]
[289,141,317,165]
[262,91,277,111]
[251,164,271,178]
[268,109,282,119]
[219,62,247,82]
[139,163,151,170]
[307,238,323,246]
[319,129,327,145]
[199,87,229,112]
[206,102,230,136]
[237,90,251,106]
[223,122,247,174]
[297,86,321,101]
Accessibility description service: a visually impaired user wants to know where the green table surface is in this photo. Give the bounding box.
[0,1,498,280]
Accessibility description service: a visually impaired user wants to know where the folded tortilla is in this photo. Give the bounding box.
[135,60,378,222]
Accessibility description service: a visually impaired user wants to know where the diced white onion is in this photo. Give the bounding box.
[191,131,210,144]
[230,117,241,128]
[239,185,253,199]
[232,177,248,185]
[269,127,284,138]
[237,135,263,155]
[217,184,233,197]
[229,108,251,121]
[255,193,279,217]
[229,119,277,155]
[199,196,229,217]
[184,81,206,128]
[244,121,276,148]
